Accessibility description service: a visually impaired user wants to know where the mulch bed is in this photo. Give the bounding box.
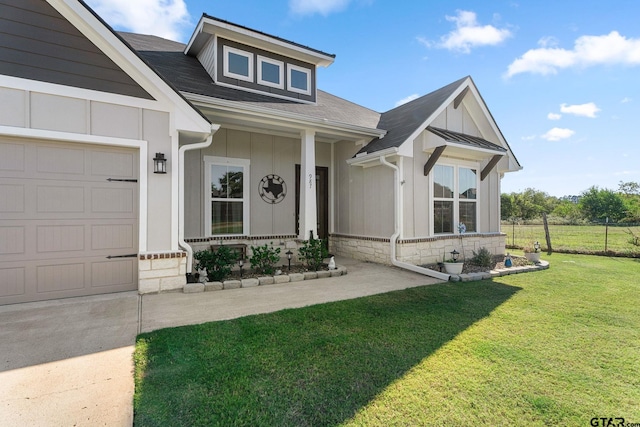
[423,255,533,275]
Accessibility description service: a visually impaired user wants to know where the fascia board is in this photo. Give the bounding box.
[185,92,386,139]
[347,147,399,166]
[394,77,472,160]
[51,0,212,135]
[196,16,335,67]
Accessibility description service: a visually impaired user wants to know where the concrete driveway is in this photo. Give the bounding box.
[0,257,442,426]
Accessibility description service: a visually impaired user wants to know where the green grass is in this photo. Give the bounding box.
[504,223,640,255]
[134,254,640,426]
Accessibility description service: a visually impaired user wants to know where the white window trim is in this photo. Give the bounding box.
[429,161,479,236]
[204,156,250,237]
[287,63,311,95]
[257,55,284,89]
[223,45,254,82]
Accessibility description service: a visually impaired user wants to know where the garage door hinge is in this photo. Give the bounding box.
[106,178,138,182]
[106,254,138,259]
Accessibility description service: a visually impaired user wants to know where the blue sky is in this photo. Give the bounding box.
[87,0,640,197]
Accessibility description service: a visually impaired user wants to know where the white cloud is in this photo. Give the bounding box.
[621,97,632,103]
[424,10,512,53]
[560,102,601,118]
[86,0,190,41]
[541,127,575,141]
[289,0,351,16]
[395,94,420,107]
[547,113,562,120]
[521,135,536,141]
[506,31,640,77]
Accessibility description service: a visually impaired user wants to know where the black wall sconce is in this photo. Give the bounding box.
[153,152,167,174]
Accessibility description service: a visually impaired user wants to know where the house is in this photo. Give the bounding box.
[0,0,521,305]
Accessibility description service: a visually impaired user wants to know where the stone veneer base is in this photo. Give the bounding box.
[184,266,348,293]
[448,260,549,282]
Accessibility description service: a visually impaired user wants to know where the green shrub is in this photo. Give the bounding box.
[194,246,238,281]
[298,238,328,271]
[470,247,493,268]
[249,243,281,275]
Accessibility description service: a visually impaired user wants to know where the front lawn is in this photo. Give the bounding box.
[134,254,640,426]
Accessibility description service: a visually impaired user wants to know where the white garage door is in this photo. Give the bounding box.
[0,137,139,305]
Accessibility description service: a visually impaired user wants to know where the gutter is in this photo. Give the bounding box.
[178,124,221,272]
[378,156,451,282]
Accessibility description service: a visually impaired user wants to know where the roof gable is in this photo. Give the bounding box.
[357,77,468,155]
[0,0,152,99]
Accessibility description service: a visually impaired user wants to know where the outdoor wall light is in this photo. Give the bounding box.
[285,250,293,271]
[153,152,167,174]
[450,249,460,262]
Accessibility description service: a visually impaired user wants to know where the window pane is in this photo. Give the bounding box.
[211,165,227,198]
[433,165,454,198]
[460,202,476,232]
[212,201,243,235]
[228,52,249,77]
[459,168,477,199]
[290,69,308,91]
[434,201,453,234]
[261,61,280,84]
[211,165,243,199]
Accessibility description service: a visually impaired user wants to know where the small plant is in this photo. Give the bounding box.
[626,228,640,247]
[194,246,238,282]
[470,247,493,268]
[298,238,329,271]
[249,243,281,275]
[523,241,542,253]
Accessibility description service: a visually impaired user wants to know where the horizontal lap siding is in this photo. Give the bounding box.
[0,0,153,99]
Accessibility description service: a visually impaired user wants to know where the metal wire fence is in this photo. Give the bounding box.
[501,220,640,257]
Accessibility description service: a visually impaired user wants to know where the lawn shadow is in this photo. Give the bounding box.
[134,280,521,426]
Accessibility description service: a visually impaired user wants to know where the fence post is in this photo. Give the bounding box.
[543,213,552,254]
[605,217,609,253]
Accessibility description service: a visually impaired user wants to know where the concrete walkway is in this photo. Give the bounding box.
[0,257,443,426]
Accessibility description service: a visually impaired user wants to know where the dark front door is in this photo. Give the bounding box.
[295,165,329,240]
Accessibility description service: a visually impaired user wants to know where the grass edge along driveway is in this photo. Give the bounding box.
[134,253,640,426]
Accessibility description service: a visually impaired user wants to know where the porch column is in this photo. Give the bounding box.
[299,129,318,240]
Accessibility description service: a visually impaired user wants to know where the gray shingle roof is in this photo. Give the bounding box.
[119,33,489,156]
[355,77,468,155]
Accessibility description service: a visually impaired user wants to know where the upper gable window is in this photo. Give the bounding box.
[287,64,311,95]
[257,55,284,89]
[223,46,253,82]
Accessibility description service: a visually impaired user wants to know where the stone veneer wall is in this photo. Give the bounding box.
[139,252,187,294]
[330,233,506,266]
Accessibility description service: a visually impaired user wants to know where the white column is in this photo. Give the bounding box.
[299,129,317,240]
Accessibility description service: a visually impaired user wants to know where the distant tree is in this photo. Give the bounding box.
[618,181,640,195]
[551,200,583,223]
[578,186,627,222]
[501,193,517,220]
[618,181,640,222]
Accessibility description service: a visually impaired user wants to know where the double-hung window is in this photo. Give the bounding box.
[432,164,477,234]
[204,156,250,236]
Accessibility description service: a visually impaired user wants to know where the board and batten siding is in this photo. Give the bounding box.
[183,128,331,238]
[0,0,153,99]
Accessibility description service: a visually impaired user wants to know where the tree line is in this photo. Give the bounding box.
[501,181,640,223]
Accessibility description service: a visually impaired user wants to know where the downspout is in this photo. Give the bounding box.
[378,156,451,281]
[179,124,220,273]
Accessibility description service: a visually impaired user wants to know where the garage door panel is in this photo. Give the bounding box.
[1,138,139,305]
[36,146,85,175]
[91,224,135,250]
[0,183,25,213]
[92,259,135,287]
[0,142,25,172]
[37,262,85,293]
[91,187,134,213]
[37,185,85,213]
[90,150,135,177]
[0,226,25,255]
[37,224,85,252]
[0,267,25,297]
